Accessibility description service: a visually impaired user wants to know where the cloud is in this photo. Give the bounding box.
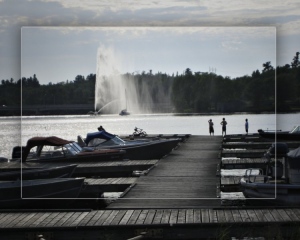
[0,0,299,81]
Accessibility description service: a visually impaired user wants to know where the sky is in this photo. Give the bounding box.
[1,0,300,84]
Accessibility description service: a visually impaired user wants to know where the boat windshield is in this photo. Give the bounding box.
[290,126,300,134]
[88,136,126,147]
[63,142,82,155]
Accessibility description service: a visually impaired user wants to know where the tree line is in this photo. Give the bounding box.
[0,52,299,115]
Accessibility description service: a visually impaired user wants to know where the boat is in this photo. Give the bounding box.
[119,109,130,116]
[19,136,125,162]
[258,125,300,140]
[240,143,300,205]
[0,164,77,181]
[119,89,130,116]
[78,130,181,160]
[0,177,85,208]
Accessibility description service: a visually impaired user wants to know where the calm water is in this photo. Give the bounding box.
[0,112,299,159]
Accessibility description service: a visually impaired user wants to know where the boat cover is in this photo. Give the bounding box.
[22,136,73,162]
[85,131,115,144]
[287,146,300,159]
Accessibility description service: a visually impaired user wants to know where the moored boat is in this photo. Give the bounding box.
[0,164,77,181]
[240,143,300,205]
[78,130,181,160]
[258,125,300,141]
[0,177,85,208]
[119,109,130,116]
[19,136,125,162]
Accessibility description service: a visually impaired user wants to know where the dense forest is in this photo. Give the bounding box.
[0,52,299,115]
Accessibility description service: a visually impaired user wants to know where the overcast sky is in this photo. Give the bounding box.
[1,0,300,84]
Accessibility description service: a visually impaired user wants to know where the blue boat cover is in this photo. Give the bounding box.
[85,131,115,144]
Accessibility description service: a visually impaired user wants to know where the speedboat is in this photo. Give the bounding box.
[0,177,85,208]
[240,143,300,205]
[119,109,130,116]
[78,130,181,160]
[258,125,300,141]
[0,164,78,181]
[18,136,125,162]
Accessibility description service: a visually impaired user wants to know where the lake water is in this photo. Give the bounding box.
[0,112,299,159]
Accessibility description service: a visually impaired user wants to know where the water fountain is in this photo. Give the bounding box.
[93,45,173,115]
[94,46,141,114]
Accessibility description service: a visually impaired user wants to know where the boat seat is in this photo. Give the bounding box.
[77,135,87,147]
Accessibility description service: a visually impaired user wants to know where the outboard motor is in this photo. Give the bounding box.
[267,142,289,156]
[265,143,289,179]
[11,146,25,159]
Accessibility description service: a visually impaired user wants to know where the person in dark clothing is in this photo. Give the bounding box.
[245,119,249,135]
[208,119,214,136]
[220,118,227,136]
[97,125,105,131]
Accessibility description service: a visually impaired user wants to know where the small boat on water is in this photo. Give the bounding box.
[119,89,130,116]
[119,109,130,116]
[17,136,125,162]
[0,177,85,208]
[78,130,181,160]
[240,143,300,205]
[0,164,77,181]
[258,125,300,141]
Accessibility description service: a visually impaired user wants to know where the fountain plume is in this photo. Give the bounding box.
[94,45,173,114]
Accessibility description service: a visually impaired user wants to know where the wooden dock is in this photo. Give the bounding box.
[107,135,223,209]
[1,134,300,239]
[1,208,300,239]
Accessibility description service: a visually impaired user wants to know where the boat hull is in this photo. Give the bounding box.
[240,178,300,205]
[258,130,300,141]
[27,149,125,162]
[95,139,180,160]
[0,178,84,208]
[0,164,77,181]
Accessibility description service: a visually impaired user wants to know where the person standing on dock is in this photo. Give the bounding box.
[208,119,214,136]
[220,118,227,136]
[245,119,249,135]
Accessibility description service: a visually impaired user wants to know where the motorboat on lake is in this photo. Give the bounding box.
[18,136,125,162]
[0,164,77,181]
[258,125,300,141]
[78,130,181,160]
[119,89,130,116]
[0,177,85,208]
[240,142,300,205]
[119,109,130,116]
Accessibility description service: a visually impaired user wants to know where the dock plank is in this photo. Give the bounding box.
[194,209,201,223]
[14,212,36,228]
[186,209,194,224]
[231,209,242,222]
[216,210,227,223]
[136,210,148,225]
[95,210,113,225]
[102,210,119,225]
[161,209,171,224]
[201,209,210,223]
[110,210,127,225]
[85,210,105,226]
[143,209,156,225]
[152,209,164,224]
[127,210,142,225]
[3,213,27,228]
[119,210,134,225]
[169,209,178,225]
[177,209,185,224]
[284,209,300,221]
